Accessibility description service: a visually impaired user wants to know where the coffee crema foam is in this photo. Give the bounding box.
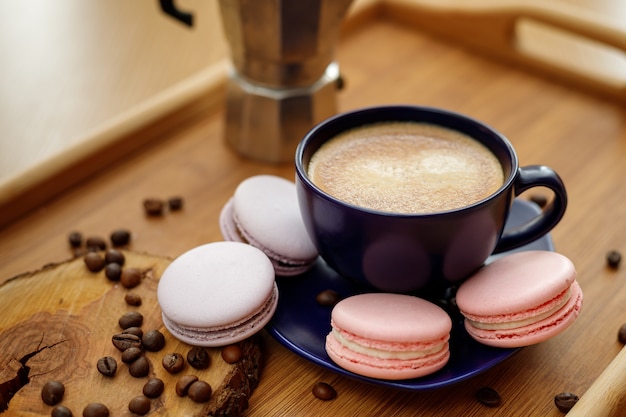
[307,122,504,214]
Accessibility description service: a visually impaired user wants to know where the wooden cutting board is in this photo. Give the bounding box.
[0,251,263,416]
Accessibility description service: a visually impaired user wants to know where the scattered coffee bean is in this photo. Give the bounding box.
[168,196,184,211]
[143,378,165,398]
[476,386,501,407]
[529,194,548,208]
[110,229,131,247]
[315,289,341,307]
[112,333,142,351]
[312,382,337,401]
[619,324,626,344]
[120,267,142,289]
[187,346,210,370]
[129,355,150,377]
[162,352,185,374]
[82,403,109,417]
[84,252,105,272]
[554,392,579,413]
[121,347,143,364]
[119,311,143,329]
[142,329,165,352]
[51,405,73,417]
[104,263,122,281]
[221,344,243,364]
[124,292,142,307]
[128,395,151,415]
[104,249,125,265]
[188,380,212,403]
[96,356,117,377]
[41,380,65,405]
[122,327,143,339]
[176,375,199,397]
[68,231,83,248]
[607,250,622,269]
[143,198,165,216]
[86,236,107,251]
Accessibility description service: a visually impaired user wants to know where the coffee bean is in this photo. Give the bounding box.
[120,267,142,289]
[51,405,73,417]
[143,198,165,216]
[104,263,122,281]
[607,250,622,269]
[312,382,337,401]
[82,403,109,417]
[110,229,131,247]
[41,380,65,405]
[68,231,83,248]
[168,196,184,211]
[112,333,142,351]
[124,293,142,307]
[119,311,143,329]
[162,352,185,374]
[476,386,501,407]
[86,236,107,251]
[128,395,151,415]
[221,344,243,364]
[188,380,212,403]
[96,356,117,377]
[554,392,579,412]
[315,289,341,307]
[121,347,143,364]
[175,375,199,397]
[123,327,144,338]
[129,355,150,377]
[104,249,125,266]
[187,346,210,370]
[619,324,626,344]
[143,378,165,398]
[142,330,165,352]
[84,252,105,272]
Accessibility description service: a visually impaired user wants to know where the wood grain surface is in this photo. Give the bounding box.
[3,5,626,417]
[0,251,262,416]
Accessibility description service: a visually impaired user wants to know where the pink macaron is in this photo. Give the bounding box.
[325,293,452,380]
[157,241,278,347]
[455,250,583,348]
[220,175,318,277]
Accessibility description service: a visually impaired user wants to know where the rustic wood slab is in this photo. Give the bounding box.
[0,251,262,416]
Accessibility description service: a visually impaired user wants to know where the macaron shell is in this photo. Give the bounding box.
[221,196,314,276]
[464,280,583,348]
[232,175,318,264]
[157,242,275,328]
[456,251,576,318]
[331,293,452,343]
[326,333,450,380]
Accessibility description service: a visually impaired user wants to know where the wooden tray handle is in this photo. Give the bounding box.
[385,0,626,101]
[566,346,626,416]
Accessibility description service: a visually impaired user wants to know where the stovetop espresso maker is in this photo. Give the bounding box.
[159,0,353,163]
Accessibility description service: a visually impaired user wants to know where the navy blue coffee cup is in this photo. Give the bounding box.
[295,105,567,293]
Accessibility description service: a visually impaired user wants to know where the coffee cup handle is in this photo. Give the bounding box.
[493,165,567,253]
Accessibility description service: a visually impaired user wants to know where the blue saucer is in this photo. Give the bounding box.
[267,199,554,390]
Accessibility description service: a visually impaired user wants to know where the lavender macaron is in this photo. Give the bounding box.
[220,175,318,276]
[157,241,278,347]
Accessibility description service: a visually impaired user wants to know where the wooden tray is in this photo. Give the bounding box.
[2,0,626,230]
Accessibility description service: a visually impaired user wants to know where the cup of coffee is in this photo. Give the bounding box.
[295,105,567,293]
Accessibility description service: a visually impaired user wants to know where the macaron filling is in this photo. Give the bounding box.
[331,328,449,360]
[464,286,572,331]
